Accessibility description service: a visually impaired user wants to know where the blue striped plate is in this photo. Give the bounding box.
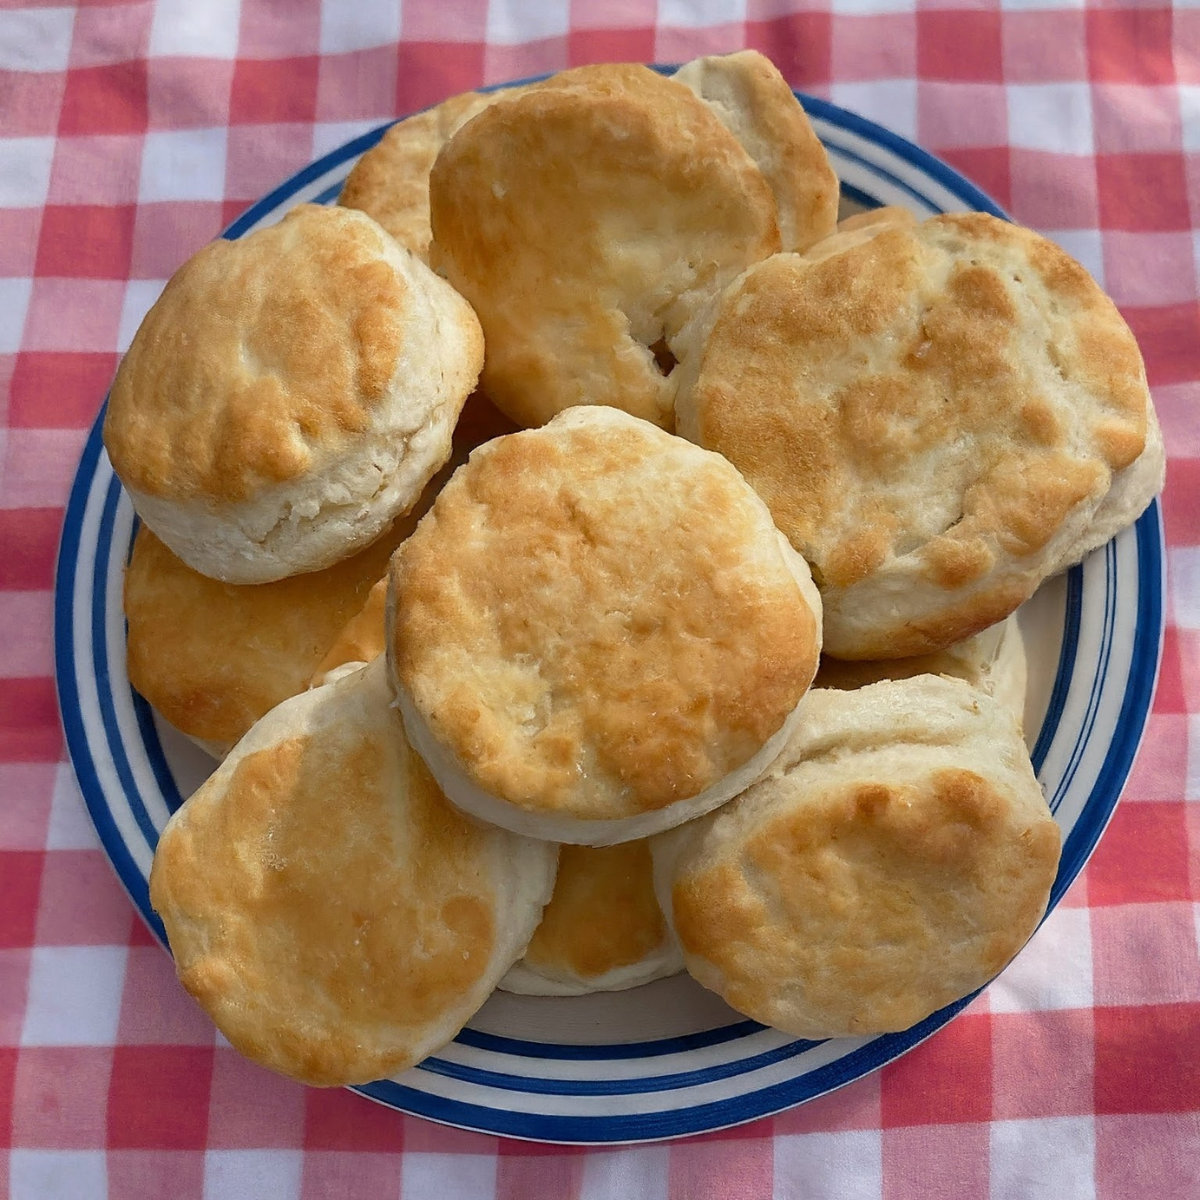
[54,80,1165,1145]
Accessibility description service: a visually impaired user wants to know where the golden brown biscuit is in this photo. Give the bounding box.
[389,406,823,845]
[654,676,1061,1038]
[149,659,558,1087]
[675,212,1158,658]
[429,59,787,429]
[125,519,409,757]
[339,89,515,259]
[105,204,483,583]
[500,841,682,995]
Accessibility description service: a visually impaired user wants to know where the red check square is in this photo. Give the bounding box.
[230,57,321,125]
[1122,305,1200,389]
[1094,1004,1200,1114]
[107,1047,216,1149]
[1087,8,1175,87]
[36,205,136,279]
[917,11,1002,84]
[59,61,149,136]
[8,352,116,429]
[0,852,44,949]
[1087,802,1192,907]
[303,1088,406,1152]
[1096,153,1191,232]
[1162,459,1200,547]
[568,27,656,67]
[880,1012,993,1126]
[745,14,834,91]
[396,42,485,115]
[0,681,62,762]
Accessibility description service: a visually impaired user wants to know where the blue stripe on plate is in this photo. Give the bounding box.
[91,473,160,853]
[419,1034,823,1097]
[453,1021,764,1061]
[1031,565,1084,772]
[1051,540,1118,811]
[54,411,167,943]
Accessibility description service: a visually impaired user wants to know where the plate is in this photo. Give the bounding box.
[54,78,1165,1144]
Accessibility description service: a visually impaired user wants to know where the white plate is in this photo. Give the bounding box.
[54,77,1165,1144]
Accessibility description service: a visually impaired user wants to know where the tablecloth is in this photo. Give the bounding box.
[1,1,1198,1196]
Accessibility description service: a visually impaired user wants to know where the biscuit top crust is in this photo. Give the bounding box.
[105,204,411,504]
[339,90,509,260]
[428,62,780,429]
[389,407,821,821]
[522,842,667,981]
[148,668,503,1086]
[666,677,1061,1037]
[681,212,1149,624]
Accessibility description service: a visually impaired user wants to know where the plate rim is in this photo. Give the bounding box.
[52,77,1166,1145]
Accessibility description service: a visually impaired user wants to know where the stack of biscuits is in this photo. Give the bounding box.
[108,52,1165,1087]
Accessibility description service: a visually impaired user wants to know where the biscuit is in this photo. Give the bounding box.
[339,89,515,260]
[149,659,558,1086]
[675,212,1159,658]
[105,204,483,584]
[499,841,683,996]
[814,614,1027,729]
[429,56,835,429]
[388,406,823,846]
[653,676,1061,1038]
[125,520,411,758]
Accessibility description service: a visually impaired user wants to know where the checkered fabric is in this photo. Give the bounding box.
[1,1,1198,1196]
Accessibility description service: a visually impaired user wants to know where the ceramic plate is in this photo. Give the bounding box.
[54,76,1165,1144]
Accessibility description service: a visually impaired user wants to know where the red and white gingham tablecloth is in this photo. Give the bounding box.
[1,1,1198,1196]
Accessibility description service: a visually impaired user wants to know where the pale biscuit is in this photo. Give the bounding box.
[429,55,836,429]
[339,89,514,260]
[149,659,558,1087]
[672,50,838,255]
[814,614,1027,730]
[388,406,823,846]
[675,212,1158,658]
[653,676,1061,1039]
[105,204,483,584]
[499,841,683,996]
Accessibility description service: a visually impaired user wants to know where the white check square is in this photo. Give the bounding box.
[21,945,127,1046]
